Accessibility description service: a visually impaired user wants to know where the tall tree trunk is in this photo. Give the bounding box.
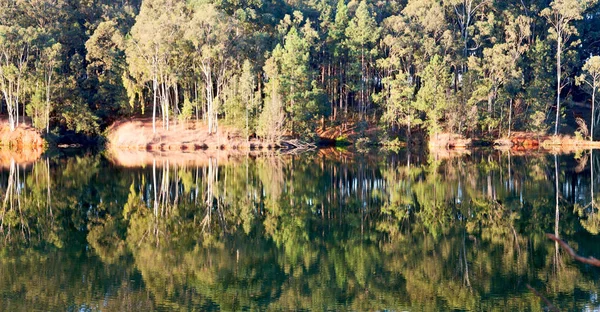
[46,71,52,133]
[508,98,513,138]
[361,46,365,119]
[554,154,560,263]
[592,80,596,141]
[15,74,19,129]
[555,37,562,136]
[591,149,594,217]
[152,73,157,134]
[336,60,344,117]
[203,62,214,135]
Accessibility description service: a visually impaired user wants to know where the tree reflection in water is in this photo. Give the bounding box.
[0,150,598,310]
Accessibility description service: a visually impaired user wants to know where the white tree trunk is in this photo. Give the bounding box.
[555,36,562,136]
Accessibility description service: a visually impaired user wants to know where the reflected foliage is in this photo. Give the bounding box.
[0,151,599,310]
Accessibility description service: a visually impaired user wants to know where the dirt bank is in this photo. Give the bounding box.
[0,120,45,149]
[494,132,600,151]
[0,119,45,167]
[428,133,472,149]
[107,118,288,151]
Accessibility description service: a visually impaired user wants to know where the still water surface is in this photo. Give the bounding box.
[0,149,599,311]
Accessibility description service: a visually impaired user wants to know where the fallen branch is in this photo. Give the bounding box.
[546,233,600,267]
[280,139,317,151]
[526,284,560,312]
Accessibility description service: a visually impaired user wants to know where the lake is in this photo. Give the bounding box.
[0,148,599,311]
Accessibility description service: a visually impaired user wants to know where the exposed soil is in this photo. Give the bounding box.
[0,119,45,167]
[106,118,600,157]
[0,119,45,149]
[107,118,380,151]
[107,118,273,151]
[494,131,600,152]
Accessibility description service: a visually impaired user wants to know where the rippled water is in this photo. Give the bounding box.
[0,149,599,311]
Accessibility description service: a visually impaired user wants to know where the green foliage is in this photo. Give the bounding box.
[26,88,47,131]
[179,98,195,124]
[345,0,380,115]
[415,55,453,135]
[541,0,598,135]
[525,40,554,129]
[530,110,550,135]
[577,55,600,140]
[86,20,129,120]
[378,71,418,134]
[257,56,285,142]
[335,134,350,145]
[62,99,100,135]
[258,18,327,141]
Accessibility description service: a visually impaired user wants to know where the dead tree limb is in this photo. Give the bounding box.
[546,233,600,267]
[526,284,560,312]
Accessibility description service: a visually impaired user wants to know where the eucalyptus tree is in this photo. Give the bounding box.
[185,1,242,135]
[31,39,61,132]
[126,0,188,133]
[401,0,453,68]
[541,0,597,135]
[469,13,531,136]
[446,0,491,59]
[443,0,491,117]
[0,25,38,131]
[577,56,600,140]
[0,1,35,130]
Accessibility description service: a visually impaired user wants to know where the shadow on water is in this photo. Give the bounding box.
[0,149,599,310]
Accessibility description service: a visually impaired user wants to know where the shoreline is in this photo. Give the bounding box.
[105,118,311,152]
[4,118,600,155]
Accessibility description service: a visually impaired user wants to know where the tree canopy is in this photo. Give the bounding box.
[1,0,600,141]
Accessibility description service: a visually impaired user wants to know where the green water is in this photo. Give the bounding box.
[0,150,599,311]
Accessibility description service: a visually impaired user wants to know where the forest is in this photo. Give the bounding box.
[1,0,600,143]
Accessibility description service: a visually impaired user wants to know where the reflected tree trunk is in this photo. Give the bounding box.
[47,158,52,219]
[462,232,472,288]
[153,159,158,217]
[508,151,512,191]
[0,159,28,240]
[202,157,218,232]
[0,159,15,235]
[554,154,561,273]
[591,149,594,217]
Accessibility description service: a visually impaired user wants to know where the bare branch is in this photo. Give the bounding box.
[546,233,600,266]
[526,284,560,312]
